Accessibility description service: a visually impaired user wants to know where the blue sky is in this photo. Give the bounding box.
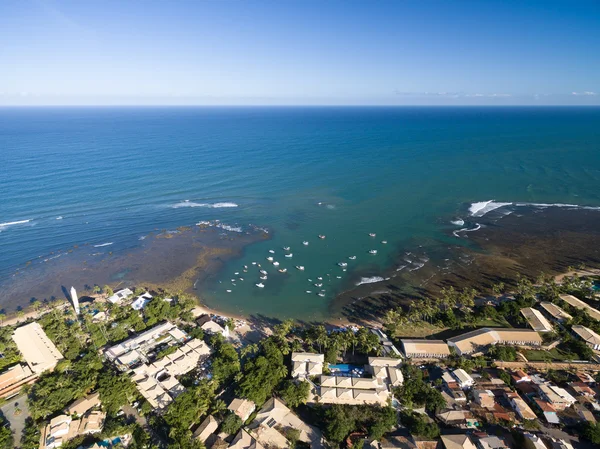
[1,0,599,105]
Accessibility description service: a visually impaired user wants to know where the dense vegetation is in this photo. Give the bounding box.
[394,364,446,413]
[321,404,396,443]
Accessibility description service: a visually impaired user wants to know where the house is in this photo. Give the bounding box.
[131,292,152,310]
[473,390,495,408]
[452,369,475,389]
[437,410,477,428]
[202,320,230,338]
[574,372,595,384]
[539,302,572,323]
[446,328,542,356]
[0,363,36,399]
[401,339,451,359]
[248,397,324,448]
[12,322,64,374]
[521,308,553,332]
[440,434,477,449]
[475,435,509,449]
[504,391,537,420]
[537,384,576,411]
[559,294,600,321]
[66,392,101,416]
[534,399,559,424]
[511,369,531,383]
[107,288,133,304]
[548,438,574,449]
[371,328,402,357]
[192,415,219,443]
[228,398,256,421]
[229,429,265,449]
[572,325,600,350]
[575,403,596,423]
[523,433,548,449]
[568,381,596,398]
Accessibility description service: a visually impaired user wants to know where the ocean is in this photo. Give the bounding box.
[1,106,600,319]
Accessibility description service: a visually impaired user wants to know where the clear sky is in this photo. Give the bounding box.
[1,0,599,105]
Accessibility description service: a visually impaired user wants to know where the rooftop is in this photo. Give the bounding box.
[521,307,554,332]
[12,322,64,374]
[539,302,572,321]
[560,294,600,321]
[572,325,600,346]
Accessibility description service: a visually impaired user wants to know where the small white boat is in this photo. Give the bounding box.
[285,253,293,258]
[336,276,342,279]
[273,261,280,267]
[234,272,239,275]
[231,279,236,282]
[239,278,244,281]
[260,275,267,280]
[342,269,346,271]
[317,277,323,280]
[318,235,326,239]
[318,293,325,297]
[232,283,237,286]
[226,289,232,293]
[243,269,247,273]
[338,262,348,267]
[244,265,248,269]
[255,283,265,288]
[369,233,376,237]
[258,263,262,267]
[278,268,287,273]
[308,278,313,282]
[283,246,290,251]
[369,249,378,254]
[381,240,387,244]
[268,250,275,254]
[306,290,312,294]
[251,262,257,265]
[296,265,305,271]
[314,283,323,287]
[260,269,268,275]
[302,241,309,246]
[267,256,274,262]
[348,256,356,260]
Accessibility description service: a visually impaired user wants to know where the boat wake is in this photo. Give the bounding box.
[356,276,388,286]
[172,200,238,209]
[0,219,31,230]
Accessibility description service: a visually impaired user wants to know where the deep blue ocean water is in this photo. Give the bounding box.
[1,107,599,319]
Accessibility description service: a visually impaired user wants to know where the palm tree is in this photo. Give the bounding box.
[92,285,101,295]
[0,313,5,324]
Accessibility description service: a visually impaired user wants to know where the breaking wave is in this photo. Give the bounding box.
[196,221,243,233]
[172,200,238,209]
[93,242,114,248]
[451,219,465,226]
[469,200,600,218]
[453,223,482,237]
[0,219,31,229]
[356,276,388,286]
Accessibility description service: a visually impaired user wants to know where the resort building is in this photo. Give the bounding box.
[131,292,152,310]
[290,352,324,378]
[452,368,475,389]
[192,416,219,444]
[446,328,542,356]
[104,322,189,370]
[370,328,401,357]
[40,394,105,449]
[248,397,324,448]
[131,338,210,410]
[229,429,265,449]
[504,391,537,420]
[0,363,36,399]
[196,315,230,338]
[400,339,451,359]
[539,302,572,323]
[572,325,600,350]
[521,307,553,332]
[559,294,600,321]
[441,434,477,449]
[228,398,256,421]
[12,322,64,374]
[107,288,133,304]
[314,357,402,405]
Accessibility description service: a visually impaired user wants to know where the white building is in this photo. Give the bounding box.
[572,325,600,350]
[107,288,134,304]
[291,353,324,378]
[452,368,475,389]
[70,286,80,315]
[12,322,64,374]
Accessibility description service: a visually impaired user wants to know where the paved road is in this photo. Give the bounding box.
[0,394,31,448]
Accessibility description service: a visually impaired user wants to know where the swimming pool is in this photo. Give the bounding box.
[328,363,364,375]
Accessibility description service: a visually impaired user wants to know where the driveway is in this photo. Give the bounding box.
[0,394,30,448]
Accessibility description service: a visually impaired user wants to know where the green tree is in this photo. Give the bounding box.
[221,413,243,435]
[164,381,215,432]
[20,418,41,449]
[210,335,240,385]
[98,370,138,415]
[103,285,114,297]
[581,422,600,445]
[279,380,310,408]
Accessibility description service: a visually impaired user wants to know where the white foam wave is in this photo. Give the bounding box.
[409,262,425,272]
[196,221,243,233]
[451,219,465,226]
[453,223,482,237]
[515,202,600,211]
[469,200,512,217]
[172,200,238,209]
[0,219,31,229]
[56,216,63,220]
[93,242,114,248]
[356,276,387,286]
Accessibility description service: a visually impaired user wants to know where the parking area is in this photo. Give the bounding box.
[0,393,31,448]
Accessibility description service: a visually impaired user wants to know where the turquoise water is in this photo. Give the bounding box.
[1,107,600,319]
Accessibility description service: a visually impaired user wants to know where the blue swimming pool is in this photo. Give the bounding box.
[328,363,364,374]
